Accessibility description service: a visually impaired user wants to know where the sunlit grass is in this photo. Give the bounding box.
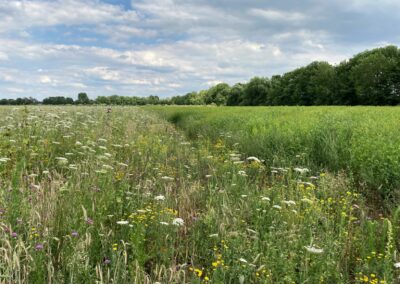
[0,105,399,283]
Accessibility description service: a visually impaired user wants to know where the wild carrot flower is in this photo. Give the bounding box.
[154,195,166,201]
[172,218,184,226]
[161,176,174,181]
[246,156,261,163]
[304,245,324,254]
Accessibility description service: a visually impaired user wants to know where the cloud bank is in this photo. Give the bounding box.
[0,0,399,99]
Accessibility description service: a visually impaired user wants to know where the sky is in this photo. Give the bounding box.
[0,0,399,100]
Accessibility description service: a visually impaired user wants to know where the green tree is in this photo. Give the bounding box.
[77,92,90,104]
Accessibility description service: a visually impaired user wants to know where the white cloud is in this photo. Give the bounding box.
[0,0,139,33]
[249,8,305,22]
[0,51,8,60]
[0,0,399,99]
[39,75,52,84]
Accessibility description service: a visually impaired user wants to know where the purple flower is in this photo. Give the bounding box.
[35,243,44,251]
[11,232,17,238]
[71,231,79,237]
[86,218,94,225]
[103,257,111,265]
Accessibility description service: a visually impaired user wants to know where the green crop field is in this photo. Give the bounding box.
[0,105,399,283]
[149,106,400,200]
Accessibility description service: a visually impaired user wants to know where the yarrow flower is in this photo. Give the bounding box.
[116,220,129,225]
[394,262,400,268]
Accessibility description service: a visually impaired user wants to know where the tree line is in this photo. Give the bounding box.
[1,46,399,106]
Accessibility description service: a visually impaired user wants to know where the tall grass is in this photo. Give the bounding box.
[148,106,400,200]
[0,106,399,283]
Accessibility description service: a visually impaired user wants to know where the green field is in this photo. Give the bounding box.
[0,106,399,283]
[149,106,400,201]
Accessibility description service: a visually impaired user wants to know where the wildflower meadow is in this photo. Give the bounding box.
[0,105,399,283]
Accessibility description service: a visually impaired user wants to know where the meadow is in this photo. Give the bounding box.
[0,105,399,283]
[148,106,400,202]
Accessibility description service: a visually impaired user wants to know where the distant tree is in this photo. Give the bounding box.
[226,83,245,106]
[204,83,230,105]
[242,77,270,106]
[350,46,400,105]
[43,96,74,105]
[77,92,90,104]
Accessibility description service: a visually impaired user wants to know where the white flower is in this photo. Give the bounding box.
[394,262,400,268]
[304,245,324,254]
[239,258,248,263]
[0,157,11,163]
[272,205,282,210]
[116,220,129,225]
[102,164,114,170]
[261,197,271,201]
[246,156,261,163]
[161,176,174,181]
[238,170,247,177]
[154,195,165,201]
[294,167,310,174]
[241,195,248,198]
[160,222,169,226]
[282,200,296,206]
[172,218,185,226]
[56,157,68,165]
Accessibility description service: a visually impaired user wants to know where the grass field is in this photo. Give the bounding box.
[0,106,399,283]
[148,106,400,201]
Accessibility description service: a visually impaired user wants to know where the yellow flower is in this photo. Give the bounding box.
[194,268,203,277]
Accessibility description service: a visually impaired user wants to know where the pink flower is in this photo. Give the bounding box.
[35,243,44,250]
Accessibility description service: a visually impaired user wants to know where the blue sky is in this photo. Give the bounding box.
[0,0,399,100]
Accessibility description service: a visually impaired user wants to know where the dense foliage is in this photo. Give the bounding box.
[170,46,400,106]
